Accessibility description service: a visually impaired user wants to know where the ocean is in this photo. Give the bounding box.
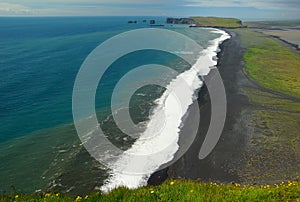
[0,17,229,195]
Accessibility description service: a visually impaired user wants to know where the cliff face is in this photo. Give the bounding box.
[190,17,243,28]
[166,18,195,24]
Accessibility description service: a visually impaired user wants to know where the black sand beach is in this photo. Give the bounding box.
[149,27,300,185]
[149,29,250,184]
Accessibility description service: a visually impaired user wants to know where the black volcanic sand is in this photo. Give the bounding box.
[148,30,253,185]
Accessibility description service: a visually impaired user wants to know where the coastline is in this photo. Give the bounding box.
[149,27,300,186]
[148,29,250,185]
[1,16,299,199]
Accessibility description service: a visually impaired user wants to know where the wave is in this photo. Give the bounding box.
[100,29,231,192]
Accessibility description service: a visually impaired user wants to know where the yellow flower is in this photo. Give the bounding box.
[84,195,89,199]
[75,196,82,201]
[55,193,60,197]
[190,189,194,193]
[150,190,155,194]
[15,195,19,199]
[170,181,175,185]
[45,193,51,197]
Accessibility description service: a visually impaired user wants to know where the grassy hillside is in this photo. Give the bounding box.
[1,180,299,201]
[190,17,243,28]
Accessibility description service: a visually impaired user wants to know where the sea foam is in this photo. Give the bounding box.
[100,29,230,192]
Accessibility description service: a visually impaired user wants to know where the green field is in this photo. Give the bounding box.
[1,180,299,202]
[190,17,243,28]
[237,29,300,98]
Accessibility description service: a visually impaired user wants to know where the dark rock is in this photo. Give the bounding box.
[166,18,195,25]
[150,20,155,25]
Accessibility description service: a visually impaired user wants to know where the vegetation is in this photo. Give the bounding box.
[237,29,300,98]
[238,107,300,184]
[1,180,299,201]
[245,20,300,27]
[235,28,300,185]
[190,17,243,28]
[244,87,300,111]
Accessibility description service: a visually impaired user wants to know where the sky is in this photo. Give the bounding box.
[0,0,299,20]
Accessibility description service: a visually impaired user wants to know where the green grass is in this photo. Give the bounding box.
[1,180,299,202]
[190,17,243,28]
[237,29,300,98]
[244,87,300,112]
[245,20,300,27]
[239,109,300,184]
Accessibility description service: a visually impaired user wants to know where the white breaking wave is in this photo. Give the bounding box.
[100,29,231,192]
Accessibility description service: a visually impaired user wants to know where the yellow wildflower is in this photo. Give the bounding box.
[15,195,19,199]
[170,181,175,185]
[150,190,155,194]
[55,193,60,197]
[84,195,89,199]
[190,189,194,193]
[75,196,82,201]
[45,193,51,197]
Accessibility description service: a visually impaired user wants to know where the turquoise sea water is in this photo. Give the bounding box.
[0,17,221,194]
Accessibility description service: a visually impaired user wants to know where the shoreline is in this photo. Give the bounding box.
[148,29,251,185]
[149,27,300,186]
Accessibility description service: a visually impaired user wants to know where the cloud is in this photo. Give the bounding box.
[0,0,176,16]
[0,0,299,17]
[2,0,299,11]
[36,6,166,16]
[0,2,168,16]
[0,2,33,15]
[2,0,168,7]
